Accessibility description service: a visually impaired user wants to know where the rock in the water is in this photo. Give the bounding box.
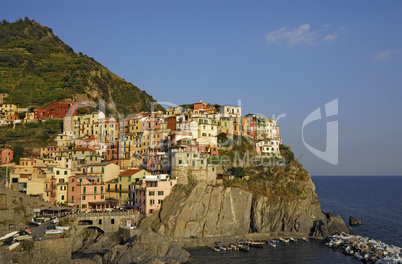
[349,216,364,226]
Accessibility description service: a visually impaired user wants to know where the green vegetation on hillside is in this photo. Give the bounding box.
[0,121,63,151]
[0,18,163,114]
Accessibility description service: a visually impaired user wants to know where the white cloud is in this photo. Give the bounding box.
[323,33,337,41]
[266,24,346,46]
[375,49,402,60]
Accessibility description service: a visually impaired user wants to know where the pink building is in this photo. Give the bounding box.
[142,116,161,131]
[68,175,108,211]
[134,175,177,215]
[0,148,13,164]
[255,139,280,156]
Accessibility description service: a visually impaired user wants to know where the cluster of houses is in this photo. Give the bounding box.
[3,98,282,215]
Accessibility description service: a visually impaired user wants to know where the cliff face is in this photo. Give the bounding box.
[142,164,348,240]
[144,184,253,238]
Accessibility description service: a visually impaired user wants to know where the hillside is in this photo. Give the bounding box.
[0,17,163,114]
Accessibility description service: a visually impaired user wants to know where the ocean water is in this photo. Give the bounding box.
[313,176,402,247]
[188,176,402,263]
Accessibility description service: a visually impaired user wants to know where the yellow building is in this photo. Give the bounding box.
[116,169,151,205]
[0,104,17,119]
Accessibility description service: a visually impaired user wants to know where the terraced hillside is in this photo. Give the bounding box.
[0,17,162,114]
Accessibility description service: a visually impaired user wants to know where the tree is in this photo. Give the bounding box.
[217,133,227,143]
[231,167,245,178]
[12,145,25,165]
[26,59,35,71]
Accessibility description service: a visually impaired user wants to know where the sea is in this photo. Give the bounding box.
[188,176,402,264]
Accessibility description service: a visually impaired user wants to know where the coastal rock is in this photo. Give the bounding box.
[349,216,364,226]
[142,183,253,238]
[325,232,402,263]
[141,179,348,240]
[102,230,190,264]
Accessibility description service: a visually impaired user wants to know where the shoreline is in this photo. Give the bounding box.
[169,232,315,250]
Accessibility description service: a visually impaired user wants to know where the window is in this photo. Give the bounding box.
[56,171,60,175]
[83,187,86,194]
[82,204,87,209]
[158,199,163,204]
[158,191,164,196]
[150,199,155,205]
[149,191,155,196]
[82,196,86,200]
[72,195,74,201]
[72,187,74,192]
[64,171,67,175]
[101,195,104,199]
[61,195,65,200]
[179,160,182,164]
[12,178,18,183]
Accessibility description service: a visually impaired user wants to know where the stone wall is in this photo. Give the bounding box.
[171,166,217,185]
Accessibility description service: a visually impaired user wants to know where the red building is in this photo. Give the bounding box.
[0,148,13,164]
[166,116,177,131]
[34,99,89,120]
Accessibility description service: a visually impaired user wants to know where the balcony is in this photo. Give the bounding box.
[76,181,104,186]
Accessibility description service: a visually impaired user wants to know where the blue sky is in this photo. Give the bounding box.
[1,1,402,175]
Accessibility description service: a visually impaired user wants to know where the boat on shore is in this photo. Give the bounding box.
[238,244,250,252]
[55,226,69,230]
[247,241,264,248]
[7,242,20,251]
[0,231,18,241]
[279,238,289,243]
[302,237,309,242]
[15,235,32,241]
[211,247,220,252]
[45,229,63,235]
[290,238,297,243]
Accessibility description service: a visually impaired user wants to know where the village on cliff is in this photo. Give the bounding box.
[0,98,283,215]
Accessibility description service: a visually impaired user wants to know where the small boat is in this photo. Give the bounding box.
[45,229,63,235]
[24,228,32,234]
[55,226,69,230]
[7,242,20,251]
[0,231,18,241]
[50,217,59,224]
[212,247,220,252]
[268,242,277,248]
[15,235,32,241]
[30,218,41,226]
[279,238,289,243]
[219,246,227,251]
[290,238,297,243]
[302,237,309,242]
[239,244,250,252]
[247,241,264,248]
[0,241,4,248]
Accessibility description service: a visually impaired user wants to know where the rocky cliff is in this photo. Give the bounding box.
[141,161,348,241]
